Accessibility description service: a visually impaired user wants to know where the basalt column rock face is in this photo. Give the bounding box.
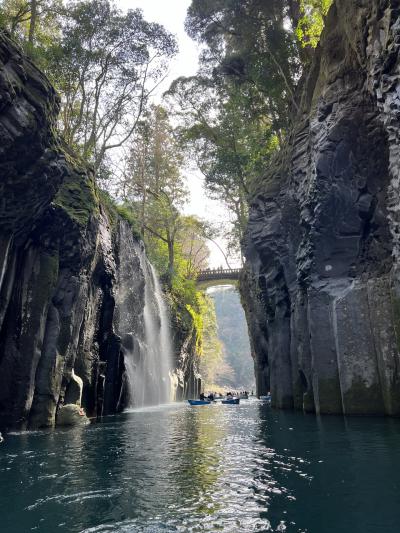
[0,23,139,427]
[242,0,400,415]
[0,33,199,430]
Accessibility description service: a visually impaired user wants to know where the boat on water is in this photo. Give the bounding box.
[260,395,272,403]
[188,399,211,406]
[222,398,240,405]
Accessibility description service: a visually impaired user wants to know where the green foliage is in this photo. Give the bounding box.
[185,0,301,128]
[0,0,177,173]
[46,1,177,170]
[197,293,226,390]
[0,0,63,62]
[186,296,205,356]
[115,205,141,239]
[112,108,211,331]
[296,0,333,48]
[167,0,304,257]
[186,291,226,390]
[210,287,255,389]
[97,190,141,239]
[119,105,210,284]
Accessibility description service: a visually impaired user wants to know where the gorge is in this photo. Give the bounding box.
[2,0,400,531]
[1,0,400,429]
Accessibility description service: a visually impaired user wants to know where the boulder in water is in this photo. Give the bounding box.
[56,404,90,427]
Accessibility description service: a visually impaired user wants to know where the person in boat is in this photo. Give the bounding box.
[199,392,205,401]
[208,393,214,401]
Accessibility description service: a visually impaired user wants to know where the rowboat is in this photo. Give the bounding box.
[222,398,240,405]
[188,399,211,406]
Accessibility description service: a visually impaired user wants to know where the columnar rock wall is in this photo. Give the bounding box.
[0,32,199,430]
[242,0,400,415]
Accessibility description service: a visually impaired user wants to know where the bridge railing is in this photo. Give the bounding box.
[196,268,242,281]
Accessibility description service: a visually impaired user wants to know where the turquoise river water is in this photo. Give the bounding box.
[1,401,400,532]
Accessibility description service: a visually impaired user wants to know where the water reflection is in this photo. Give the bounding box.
[1,402,400,532]
[168,407,226,516]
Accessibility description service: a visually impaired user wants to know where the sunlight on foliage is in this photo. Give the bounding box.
[296,0,333,48]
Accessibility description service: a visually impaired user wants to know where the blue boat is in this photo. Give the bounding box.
[188,399,211,406]
[222,398,240,405]
[260,395,272,404]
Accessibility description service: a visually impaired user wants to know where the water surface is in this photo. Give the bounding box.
[1,401,400,532]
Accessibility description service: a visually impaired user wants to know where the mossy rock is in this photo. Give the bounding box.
[53,169,99,227]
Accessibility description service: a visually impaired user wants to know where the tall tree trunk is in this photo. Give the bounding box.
[167,234,174,282]
[140,152,146,238]
[28,0,37,46]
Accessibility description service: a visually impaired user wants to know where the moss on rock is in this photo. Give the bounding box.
[53,169,99,228]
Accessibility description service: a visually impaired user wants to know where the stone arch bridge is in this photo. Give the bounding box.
[196,268,242,282]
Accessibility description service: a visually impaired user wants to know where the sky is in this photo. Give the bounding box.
[117,0,237,269]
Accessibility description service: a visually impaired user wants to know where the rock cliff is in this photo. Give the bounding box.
[0,32,199,430]
[242,0,400,415]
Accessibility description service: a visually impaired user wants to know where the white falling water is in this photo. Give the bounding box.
[115,223,175,409]
[127,250,174,407]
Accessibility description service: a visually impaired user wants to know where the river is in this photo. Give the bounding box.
[1,401,399,532]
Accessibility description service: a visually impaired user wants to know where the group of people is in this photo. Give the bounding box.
[226,390,252,397]
[199,392,212,401]
[199,390,254,401]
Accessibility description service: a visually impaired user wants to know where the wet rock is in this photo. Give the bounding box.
[242,0,400,415]
[56,404,90,427]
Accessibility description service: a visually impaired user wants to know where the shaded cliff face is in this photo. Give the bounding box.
[0,33,198,430]
[242,0,400,415]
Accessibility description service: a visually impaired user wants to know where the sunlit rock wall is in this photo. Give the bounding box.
[0,32,198,430]
[242,0,400,415]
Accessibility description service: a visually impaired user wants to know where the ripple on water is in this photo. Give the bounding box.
[2,403,400,532]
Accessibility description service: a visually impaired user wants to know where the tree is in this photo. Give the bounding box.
[120,106,188,281]
[168,1,332,260]
[0,0,62,59]
[180,216,210,279]
[0,0,178,173]
[196,292,235,390]
[185,0,301,123]
[45,0,177,171]
[163,1,307,259]
[296,0,333,48]
[166,75,278,258]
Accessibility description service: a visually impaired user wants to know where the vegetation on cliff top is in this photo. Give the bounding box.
[0,0,333,372]
[166,0,332,255]
[0,0,332,255]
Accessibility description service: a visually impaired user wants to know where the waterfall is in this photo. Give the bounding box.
[115,223,175,408]
[132,252,174,407]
